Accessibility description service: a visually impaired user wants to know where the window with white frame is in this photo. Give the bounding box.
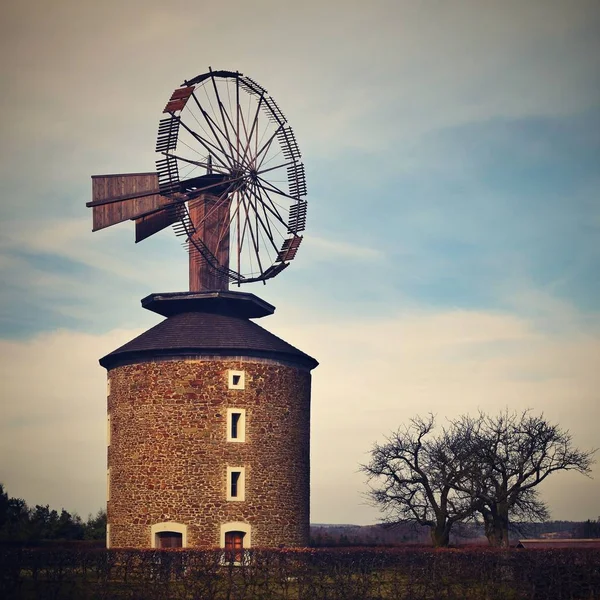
[227,408,246,442]
[107,413,111,446]
[107,377,111,396]
[228,370,245,390]
[227,467,245,501]
[107,468,111,501]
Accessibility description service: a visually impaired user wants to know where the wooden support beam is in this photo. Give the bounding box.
[188,194,231,291]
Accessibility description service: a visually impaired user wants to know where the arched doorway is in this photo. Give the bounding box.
[151,522,188,548]
[220,522,252,562]
[224,530,245,561]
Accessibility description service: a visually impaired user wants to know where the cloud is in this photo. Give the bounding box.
[0,0,598,528]
[1,0,598,197]
[1,0,597,324]
[1,217,161,285]
[0,328,142,514]
[1,299,597,523]
[274,303,600,524]
[0,215,190,335]
[304,236,384,262]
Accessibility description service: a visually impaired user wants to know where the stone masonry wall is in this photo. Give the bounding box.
[106,357,311,548]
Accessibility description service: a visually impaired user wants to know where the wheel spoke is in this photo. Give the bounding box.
[177,119,230,169]
[256,175,302,202]
[190,91,235,168]
[238,94,266,168]
[257,148,284,172]
[251,183,276,244]
[237,105,252,167]
[238,193,251,260]
[156,71,307,283]
[248,180,289,230]
[236,189,241,277]
[239,190,264,275]
[183,104,221,147]
[256,160,295,176]
[244,186,281,255]
[253,123,285,169]
[216,190,243,253]
[209,70,238,165]
[236,75,240,166]
[163,151,225,174]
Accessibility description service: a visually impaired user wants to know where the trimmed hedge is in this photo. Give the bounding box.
[1,546,598,599]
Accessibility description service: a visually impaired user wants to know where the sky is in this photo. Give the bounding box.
[0,0,599,525]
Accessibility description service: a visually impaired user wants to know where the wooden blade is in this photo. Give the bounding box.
[287,200,307,234]
[163,86,194,113]
[89,173,172,231]
[276,235,303,262]
[135,205,183,242]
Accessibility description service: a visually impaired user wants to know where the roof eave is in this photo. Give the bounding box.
[100,347,319,371]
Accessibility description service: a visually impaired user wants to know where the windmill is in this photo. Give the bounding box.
[89,69,318,550]
[87,68,307,291]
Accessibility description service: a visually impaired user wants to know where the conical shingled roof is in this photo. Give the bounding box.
[99,295,318,371]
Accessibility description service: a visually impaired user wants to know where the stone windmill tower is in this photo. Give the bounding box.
[87,69,317,550]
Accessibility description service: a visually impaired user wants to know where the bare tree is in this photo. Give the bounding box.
[460,411,596,547]
[363,411,595,548]
[361,415,479,547]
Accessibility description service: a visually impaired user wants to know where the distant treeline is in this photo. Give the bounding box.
[0,484,105,544]
[2,482,598,547]
[310,519,600,547]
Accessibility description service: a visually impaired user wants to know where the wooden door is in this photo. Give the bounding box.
[224,531,245,562]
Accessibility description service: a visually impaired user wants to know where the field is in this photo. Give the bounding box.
[1,546,599,599]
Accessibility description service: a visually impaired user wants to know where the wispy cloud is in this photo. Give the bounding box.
[273,301,599,523]
[305,235,384,262]
[0,216,187,336]
[1,297,597,522]
[0,217,170,285]
[0,0,597,525]
[0,328,142,514]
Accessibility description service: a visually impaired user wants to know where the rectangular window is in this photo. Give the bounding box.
[107,413,111,446]
[232,414,240,438]
[227,467,245,501]
[231,472,240,497]
[107,378,111,396]
[228,370,245,390]
[107,468,111,502]
[227,408,246,442]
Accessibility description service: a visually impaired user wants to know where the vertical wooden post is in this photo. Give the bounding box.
[189,194,231,291]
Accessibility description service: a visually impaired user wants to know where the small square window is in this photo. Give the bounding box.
[228,370,245,390]
[227,467,245,501]
[227,409,246,442]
